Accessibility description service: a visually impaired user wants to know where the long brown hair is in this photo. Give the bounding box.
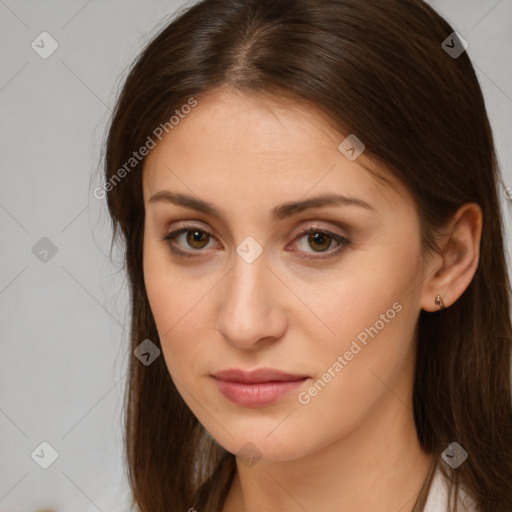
[102,0,512,510]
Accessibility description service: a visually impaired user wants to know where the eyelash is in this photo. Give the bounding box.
[160,223,351,261]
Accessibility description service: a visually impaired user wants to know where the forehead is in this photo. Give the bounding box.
[142,89,407,214]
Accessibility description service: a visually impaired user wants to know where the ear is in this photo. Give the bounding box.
[421,203,483,312]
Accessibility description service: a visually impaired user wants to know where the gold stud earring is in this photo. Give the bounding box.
[435,295,446,309]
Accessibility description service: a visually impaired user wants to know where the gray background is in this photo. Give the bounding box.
[0,1,510,510]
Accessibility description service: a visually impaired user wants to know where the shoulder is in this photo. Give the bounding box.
[423,467,479,512]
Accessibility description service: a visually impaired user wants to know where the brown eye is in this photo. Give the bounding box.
[289,227,350,261]
[162,225,218,256]
[307,232,333,252]
[186,229,210,249]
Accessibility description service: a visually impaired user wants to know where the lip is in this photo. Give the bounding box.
[211,368,309,407]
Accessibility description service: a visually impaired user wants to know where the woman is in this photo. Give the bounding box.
[102,0,512,510]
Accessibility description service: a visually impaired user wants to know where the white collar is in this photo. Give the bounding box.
[423,467,479,512]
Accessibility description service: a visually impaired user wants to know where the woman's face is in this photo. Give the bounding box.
[142,89,427,462]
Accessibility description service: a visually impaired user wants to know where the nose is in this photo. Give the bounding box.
[216,252,288,350]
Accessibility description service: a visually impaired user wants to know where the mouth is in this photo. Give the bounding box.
[211,368,309,407]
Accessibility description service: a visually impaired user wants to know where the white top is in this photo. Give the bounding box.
[424,468,479,512]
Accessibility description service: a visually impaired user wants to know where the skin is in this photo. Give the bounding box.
[142,88,482,511]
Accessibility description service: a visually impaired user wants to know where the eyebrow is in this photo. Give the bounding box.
[148,190,375,221]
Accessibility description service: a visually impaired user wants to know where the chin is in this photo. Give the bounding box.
[204,418,313,463]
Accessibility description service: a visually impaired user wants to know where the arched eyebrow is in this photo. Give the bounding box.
[148,191,375,221]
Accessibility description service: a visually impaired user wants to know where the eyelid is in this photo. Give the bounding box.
[288,221,349,241]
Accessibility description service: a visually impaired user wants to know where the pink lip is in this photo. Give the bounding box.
[211,368,309,407]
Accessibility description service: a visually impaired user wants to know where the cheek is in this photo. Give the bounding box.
[292,297,418,451]
[304,287,416,395]
[144,234,199,329]
[143,240,217,378]
[288,240,423,427]
[308,233,422,353]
